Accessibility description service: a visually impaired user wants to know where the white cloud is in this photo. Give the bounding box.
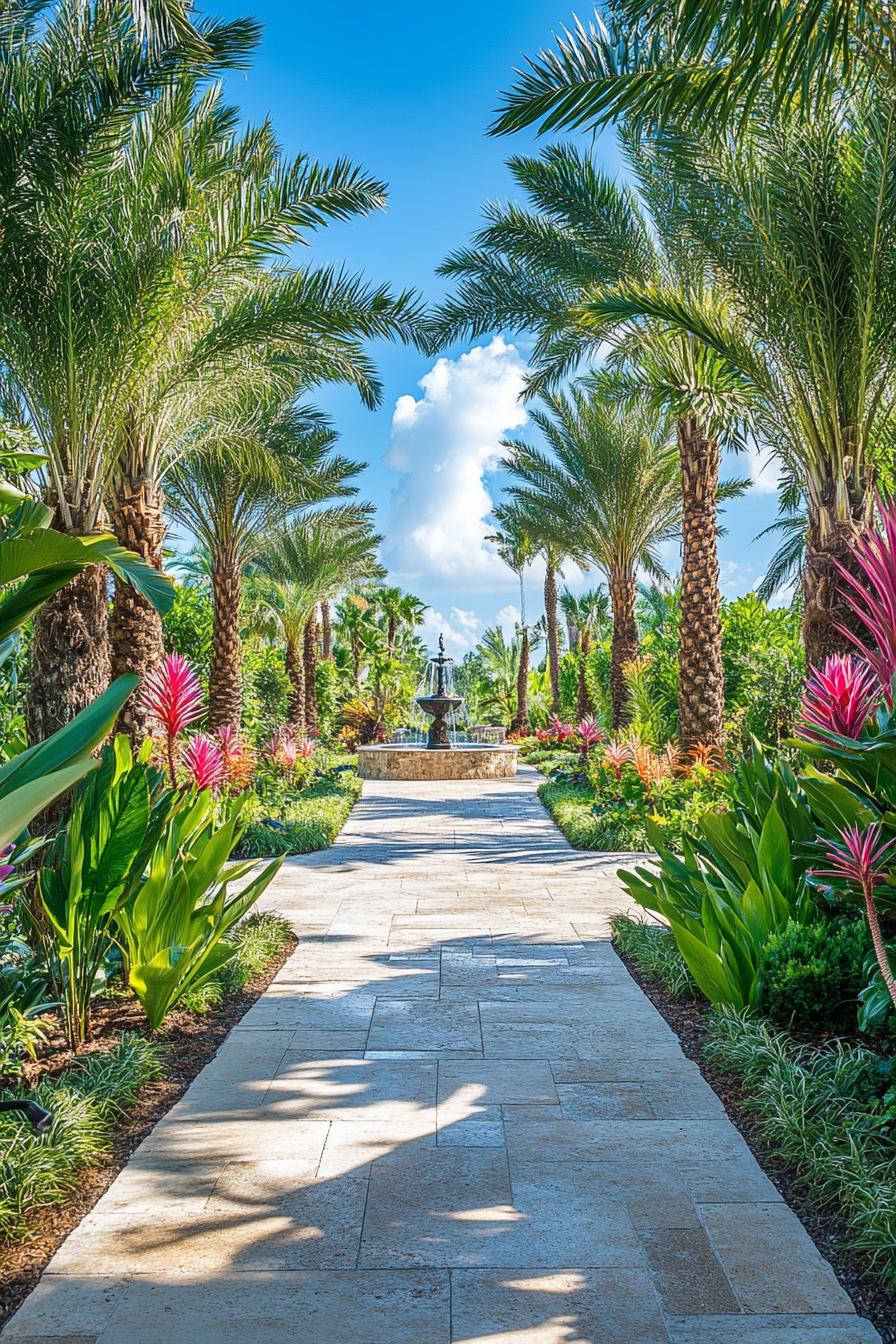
[743,442,779,494]
[384,338,529,583]
[420,606,482,657]
[495,604,521,635]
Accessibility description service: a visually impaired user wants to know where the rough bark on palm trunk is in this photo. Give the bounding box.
[303,613,318,736]
[387,615,396,655]
[321,600,333,659]
[609,569,638,730]
[110,477,166,739]
[26,562,111,745]
[802,495,870,668]
[677,417,724,753]
[208,559,242,731]
[511,628,530,735]
[544,559,560,712]
[286,639,305,735]
[576,633,592,720]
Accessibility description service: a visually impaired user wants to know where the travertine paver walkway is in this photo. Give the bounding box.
[3,769,881,1343]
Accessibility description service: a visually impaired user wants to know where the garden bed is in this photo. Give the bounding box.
[0,913,296,1331]
[235,764,362,858]
[612,917,896,1344]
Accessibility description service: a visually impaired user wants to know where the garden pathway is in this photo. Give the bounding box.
[2,768,881,1343]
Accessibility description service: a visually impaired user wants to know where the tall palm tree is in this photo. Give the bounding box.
[560,587,610,718]
[102,80,421,736]
[0,0,253,742]
[488,513,536,735]
[249,508,384,734]
[167,399,361,729]
[574,105,896,665]
[503,383,681,727]
[434,141,742,749]
[489,1,895,137]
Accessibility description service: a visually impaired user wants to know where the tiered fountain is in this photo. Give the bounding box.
[356,634,518,781]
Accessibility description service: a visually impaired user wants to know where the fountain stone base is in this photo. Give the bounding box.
[357,744,518,781]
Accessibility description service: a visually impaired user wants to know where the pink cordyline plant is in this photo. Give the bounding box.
[182,733,226,792]
[577,715,605,758]
[799,654,881,742]
[139,653,204,785]
[266,726,298,770]
[215,725,255,791]
[812,823,896,1013]
[836,496,896,705]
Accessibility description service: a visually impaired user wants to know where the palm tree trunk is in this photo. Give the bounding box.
[544,557,560,712]
[677,417,724,753]
[511,628,531,734]
[208,555,242,731]
[109,476,166,739]
[321,600,333,659]
[576,632,592,720]
[387,615,396,654]
[802,492,871,668]
[303,611,318,735]
[26,561,111,745]
[285,638,305,735]
[609,568,638,730]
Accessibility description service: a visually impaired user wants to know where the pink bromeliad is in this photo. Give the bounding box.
[799,653,881,741]
[139,653,204,785]
[182,733,226,792]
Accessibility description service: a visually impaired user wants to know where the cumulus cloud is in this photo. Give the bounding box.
[420,606,482,657]
[743,441,779,494]
[495,604,521,635]
[384,338,529,583]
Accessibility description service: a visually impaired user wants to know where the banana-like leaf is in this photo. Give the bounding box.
[0,676,138,800]
[0,759,99,848]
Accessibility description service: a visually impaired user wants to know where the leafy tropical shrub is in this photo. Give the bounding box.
[180,912,293,1012]
[0,1035,162,1239]
[722,596,804,749]
[610,913,696,998]
[620,745,817,1008]
[761,918,872,1029]
[115,790,281,1030]
[37,736,174,1046]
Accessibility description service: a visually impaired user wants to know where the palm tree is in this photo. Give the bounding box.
[167,399,361,729]
[488,513,537,735]
[476,626,523,726]
[434,141,742,749]
[0,1,253,742]
[503,383,681,727]
[249,509,384,734]
[102,81,421,737]
[373,586,428,655]
[489,2,895,137]
[560,587,610,718]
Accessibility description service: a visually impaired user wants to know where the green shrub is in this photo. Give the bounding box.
[761,918,870,1029]
[705,1012,896,1285]
[236,771,362,857]
[0,1034,162,1239]
[610,913,696,998]
[180,912,292,1012]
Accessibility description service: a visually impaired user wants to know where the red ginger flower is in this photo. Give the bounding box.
[799,654,881,742]
[183,733,225,792]
[577,715,605,756]
[139,654,203,738]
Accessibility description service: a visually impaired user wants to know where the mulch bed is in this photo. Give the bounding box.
[0,932,296,1331]
[616,947,896,1344]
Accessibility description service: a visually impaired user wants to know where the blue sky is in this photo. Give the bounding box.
[215,0,782,655]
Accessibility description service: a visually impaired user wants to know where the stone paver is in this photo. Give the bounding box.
[2,769,881,1343]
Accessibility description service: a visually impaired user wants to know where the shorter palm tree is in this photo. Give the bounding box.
[373,585,428,654]
[249,508,384,734]
[559,587,610,718]
[488,514,537,734]
[503,382,681,727]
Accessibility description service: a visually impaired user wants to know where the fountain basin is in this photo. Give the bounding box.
[357,743,518,781]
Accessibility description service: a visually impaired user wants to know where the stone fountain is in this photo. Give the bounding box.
[415,634,463,749]
[356,632,518,781]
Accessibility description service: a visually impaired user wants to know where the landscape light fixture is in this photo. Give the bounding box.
[0,1098,53,1132]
